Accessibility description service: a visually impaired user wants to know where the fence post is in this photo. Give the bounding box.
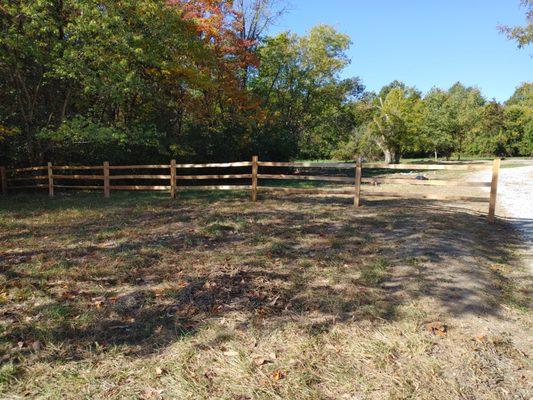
[354,157,362,207]
[103,161,110,198]
[488,158,500,224]
[251,155,258,202]
[47,162,54,198]
[170,159,177,199]
[0,167,6,196]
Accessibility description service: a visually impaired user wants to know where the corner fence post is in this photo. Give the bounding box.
[251,155,258,202]
[354,157,362,207]
[103,161,110,198]
[488,158,500,224]
[0,167,7,196]
[47,162,54,198]
[170,159,177,199]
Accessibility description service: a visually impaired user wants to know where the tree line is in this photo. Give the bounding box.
[1,0,531,166]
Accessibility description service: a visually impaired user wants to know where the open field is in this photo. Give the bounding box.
[0,189,531,399]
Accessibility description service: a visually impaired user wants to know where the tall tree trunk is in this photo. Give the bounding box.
[383,149,391,164]
[394,151,401,164]
[384,148,397,164]
[434,149,438,161]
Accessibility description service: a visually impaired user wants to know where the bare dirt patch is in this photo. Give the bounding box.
[0,190,531,399]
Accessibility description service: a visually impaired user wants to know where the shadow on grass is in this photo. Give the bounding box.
[0,190,250,213]
[0,192,529,362]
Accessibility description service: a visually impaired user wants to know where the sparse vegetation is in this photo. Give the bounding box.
[0,191,530,399]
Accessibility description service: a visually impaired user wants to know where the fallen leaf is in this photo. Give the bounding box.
[425,321,447,337]
[203,281,216,289]
[272,370,284,381]
[473,334,487,343]
[489,264,505,272]
[91,296,106,309]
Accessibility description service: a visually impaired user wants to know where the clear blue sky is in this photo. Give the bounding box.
[271,0,532,102]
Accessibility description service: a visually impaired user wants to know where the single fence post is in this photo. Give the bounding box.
[170,159,177,199]
[488,158,500,224]
[47,162,54,198]
[103,161,110,198]
[0,167,7,196]
[354,157,362,207]
[251,155,258,202]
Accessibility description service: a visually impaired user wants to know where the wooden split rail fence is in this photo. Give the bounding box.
[0,158,500,222]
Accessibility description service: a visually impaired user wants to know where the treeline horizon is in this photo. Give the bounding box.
[1,0,531,167]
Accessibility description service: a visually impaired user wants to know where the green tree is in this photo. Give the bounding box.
[466,101,507,156]
[360,83,423,163]
[0,0,258,165]
[444,83,485,160]
[421,88,454,160]
[504,83,533,156]
[506,82,533,107]
[499,0,533,48]
[250,25,363,159]
[504,105,533,156]
[0,0,203,163]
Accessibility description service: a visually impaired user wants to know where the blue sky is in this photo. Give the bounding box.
[271,0,532,102]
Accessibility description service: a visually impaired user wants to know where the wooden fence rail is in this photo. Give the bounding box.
[1,157,500,223]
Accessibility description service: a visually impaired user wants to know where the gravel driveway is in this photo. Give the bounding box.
[476,164,533,267]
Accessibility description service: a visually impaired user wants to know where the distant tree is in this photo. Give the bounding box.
[504,105,533,156]
[421,89,455,160]
[504,83,533,156]
[378,80,408,98]
[360,83,423,163]
[444,83,485,160]
[1,1,531,166]
[506,82,533,107]
[250,25,363,159]
[499,0,533,48]
[234,0,288,86]
[466,101,507,156]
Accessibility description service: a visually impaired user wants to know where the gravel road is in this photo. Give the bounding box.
[476,164,533,267]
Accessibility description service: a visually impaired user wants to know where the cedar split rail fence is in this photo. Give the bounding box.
[0,157,500,223]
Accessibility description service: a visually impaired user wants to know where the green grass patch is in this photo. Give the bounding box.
[359,258,390,286]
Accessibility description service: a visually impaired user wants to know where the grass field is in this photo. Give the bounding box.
[0,190,531,399]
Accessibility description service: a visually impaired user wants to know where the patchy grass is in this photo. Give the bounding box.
[0,191,531,399]
[359,257,390,286]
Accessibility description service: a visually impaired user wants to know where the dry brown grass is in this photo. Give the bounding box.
[0,190,531,399]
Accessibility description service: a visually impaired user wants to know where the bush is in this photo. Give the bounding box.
[37,116,165,164]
